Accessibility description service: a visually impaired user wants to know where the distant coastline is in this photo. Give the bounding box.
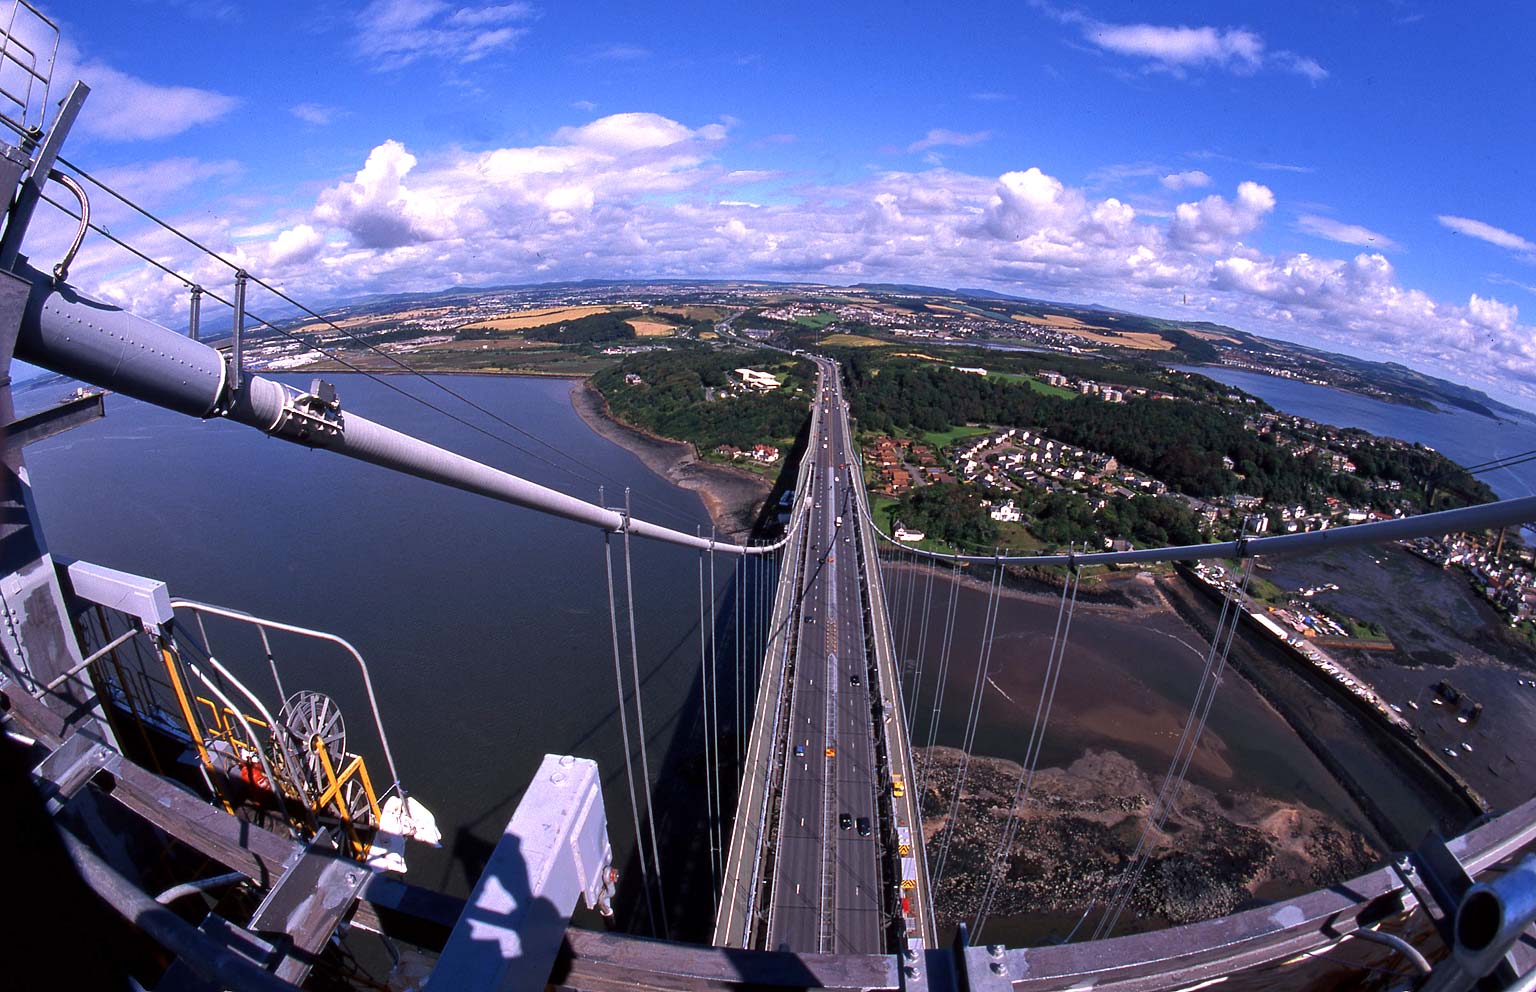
[568,378,770,542]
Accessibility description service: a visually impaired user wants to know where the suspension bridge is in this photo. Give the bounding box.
[5,9,1536,986]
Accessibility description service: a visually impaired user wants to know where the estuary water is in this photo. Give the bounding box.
[1173,365,1536,500]
[19,369,1422,944]
[23,373,740,929]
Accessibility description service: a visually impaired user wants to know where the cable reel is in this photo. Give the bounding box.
[276,690,374,833]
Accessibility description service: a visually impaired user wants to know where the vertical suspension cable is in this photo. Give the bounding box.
[919,557,963,796]
[932,558,1005,889]
[620,490,668,937]
[708,532,723,848]
[972,558,1083,938]
[760,550,769,682]
[602,521,657,935]
[898,544,920,682]
[905,557,937,734]
[698,543,719,897]
[736,554,745,769]
[753,550,761,675]
[1089,558,1255,941]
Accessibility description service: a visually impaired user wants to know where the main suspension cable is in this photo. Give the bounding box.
[40,168,704,529]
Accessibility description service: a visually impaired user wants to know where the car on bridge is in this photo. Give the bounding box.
[857,817,871,836]
[839,813,852,831]
[795,744,805,757]
[850,674,861,686]
[825,746,836,758]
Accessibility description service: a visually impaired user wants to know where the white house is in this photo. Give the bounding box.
[990,500,1022,523]
[734,368,780,391]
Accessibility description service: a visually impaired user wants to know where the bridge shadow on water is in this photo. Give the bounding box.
[618,413,812,942]
[442,411,812,944]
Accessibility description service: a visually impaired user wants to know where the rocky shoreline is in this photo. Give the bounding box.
[568,379,771,542]
[920,745,1377,933]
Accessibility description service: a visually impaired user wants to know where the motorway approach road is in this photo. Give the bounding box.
[767,358,885,953]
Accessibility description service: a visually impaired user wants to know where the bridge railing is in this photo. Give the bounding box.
[714,365,825,947]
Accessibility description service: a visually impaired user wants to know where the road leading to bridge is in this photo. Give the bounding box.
[715,353,934,953]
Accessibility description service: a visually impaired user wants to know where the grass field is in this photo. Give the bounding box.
[819,332,885,347]
[459,305,612,332]
[915,423,991,451]
[994,521,1046,552]
[794,312,839,329]
[868,494,953,554]
[992,371,1077,399]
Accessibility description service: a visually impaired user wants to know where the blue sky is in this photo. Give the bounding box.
[15,1,1536,405]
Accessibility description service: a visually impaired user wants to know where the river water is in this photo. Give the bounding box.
[884,568,1363,815]
[21,373,758,936]
[1173,365,1536,500]
[19,369,1463,948]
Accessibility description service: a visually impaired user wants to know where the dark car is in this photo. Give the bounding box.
[850,674,861,686]
[856,817,871,836]
[839,813,853,830]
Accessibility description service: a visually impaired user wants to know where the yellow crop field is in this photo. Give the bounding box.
[1009,312,1101,330]
[820,333,886,347]
[627,319,678,337]
[1009,312,1174,350]
[459,305,611,332]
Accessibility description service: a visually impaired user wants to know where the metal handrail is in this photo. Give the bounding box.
[170,598,404,797]
[0,0,57,131]
[178,654,293,827]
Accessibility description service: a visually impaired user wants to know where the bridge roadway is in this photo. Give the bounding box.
[714,354,935,952]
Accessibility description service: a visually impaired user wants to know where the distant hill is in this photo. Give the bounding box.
[267,275,1526,420]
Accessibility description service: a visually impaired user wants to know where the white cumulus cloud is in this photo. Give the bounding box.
[1169,181,1275,250]
[39,113,1536,405]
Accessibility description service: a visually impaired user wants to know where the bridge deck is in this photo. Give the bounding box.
[715,357,934,952]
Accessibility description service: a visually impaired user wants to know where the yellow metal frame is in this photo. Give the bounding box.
[137,635,385,860]
[157,639,235,815]
[311,737,382,859]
